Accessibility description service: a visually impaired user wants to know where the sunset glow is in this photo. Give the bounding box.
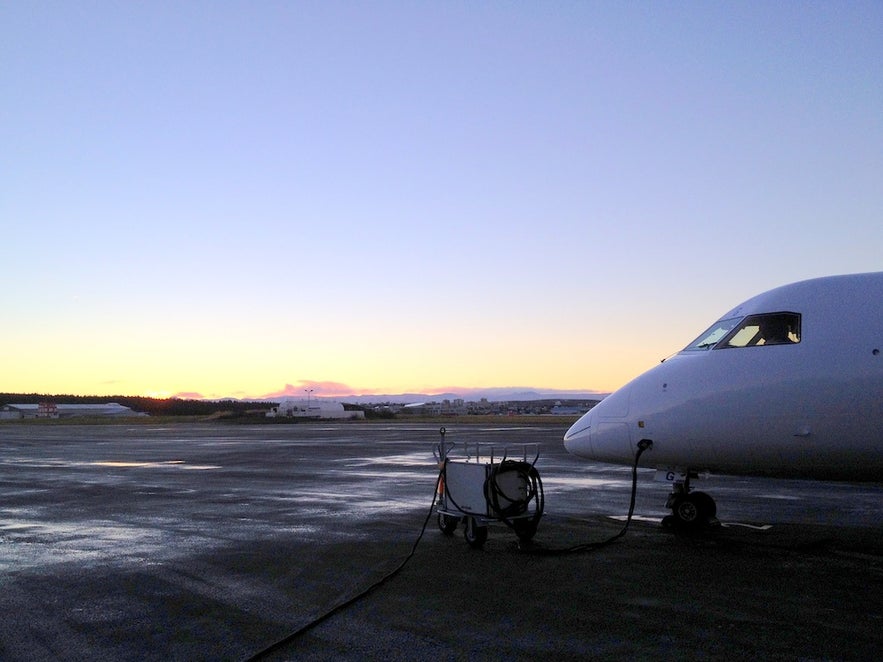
[2,3,881,400]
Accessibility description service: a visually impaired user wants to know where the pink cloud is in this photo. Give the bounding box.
[171,391,205,400]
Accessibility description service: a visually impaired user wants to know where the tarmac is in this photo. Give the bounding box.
[0,421,881,661]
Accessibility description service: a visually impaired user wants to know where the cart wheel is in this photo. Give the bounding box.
[464,517,488,549]
[437,513,459,535]
[513,518,538,541]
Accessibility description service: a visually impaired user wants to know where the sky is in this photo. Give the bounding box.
[2,1,881,400]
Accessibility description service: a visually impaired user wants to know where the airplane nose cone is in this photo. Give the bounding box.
[564,411,593,458]
[565,404,634,464]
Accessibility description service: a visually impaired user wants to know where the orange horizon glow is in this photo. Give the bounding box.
[1,380,618,402]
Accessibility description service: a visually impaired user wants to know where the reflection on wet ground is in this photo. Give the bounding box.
[91,461,220,470]
[0,422,881,661]
[337,452,429,467]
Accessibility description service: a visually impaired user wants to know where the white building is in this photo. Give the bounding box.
[0,403,145,419]
[266,399,365,420]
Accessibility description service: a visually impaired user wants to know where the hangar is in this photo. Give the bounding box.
[0,403,144,420]
[266,399,364,420]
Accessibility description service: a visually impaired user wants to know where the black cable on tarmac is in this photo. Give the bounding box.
[242,472,442,662]
[244,439,654,659]
[519,438,653,556]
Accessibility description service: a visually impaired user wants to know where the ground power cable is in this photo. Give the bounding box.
[485,459,545,536]
[518,438,653,555]
[242,472,443,662]
[244,439,653,660]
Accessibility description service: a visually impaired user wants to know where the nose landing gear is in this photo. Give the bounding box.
[663,472,719,530]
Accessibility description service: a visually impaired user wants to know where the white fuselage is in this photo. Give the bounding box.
[564,273,883,481]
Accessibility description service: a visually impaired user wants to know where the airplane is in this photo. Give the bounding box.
[564,272,883,529]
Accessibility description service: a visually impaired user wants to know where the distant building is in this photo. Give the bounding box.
[399,402,441,416]
[266,399,365,420]
[397,398,600,417]
[549,404,590,416]
[0,403,145,420]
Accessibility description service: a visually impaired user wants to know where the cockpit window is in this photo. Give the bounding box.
[683,317,742,351]
[717,312,801,348]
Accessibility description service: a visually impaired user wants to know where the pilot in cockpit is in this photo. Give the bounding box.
[759,316,794,345]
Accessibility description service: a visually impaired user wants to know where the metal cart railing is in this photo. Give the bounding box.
[432,427,544,549]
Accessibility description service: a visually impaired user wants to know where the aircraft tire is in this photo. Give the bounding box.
[691,491,717,518]
[671,492,717,529]
[671,494,702,528]
[671,495,700,526]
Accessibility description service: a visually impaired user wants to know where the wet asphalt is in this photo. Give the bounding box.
[0,422,881,660]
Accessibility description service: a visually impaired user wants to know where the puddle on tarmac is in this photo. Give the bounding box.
[542,475,632,490]
[2,458,221,470]
[293,490,429,513]
[331,469,431,483]
[336,452,430,468]
[91,461,221,470]
[0,514,323,572]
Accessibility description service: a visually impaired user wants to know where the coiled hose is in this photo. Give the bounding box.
[483,459,544,536]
